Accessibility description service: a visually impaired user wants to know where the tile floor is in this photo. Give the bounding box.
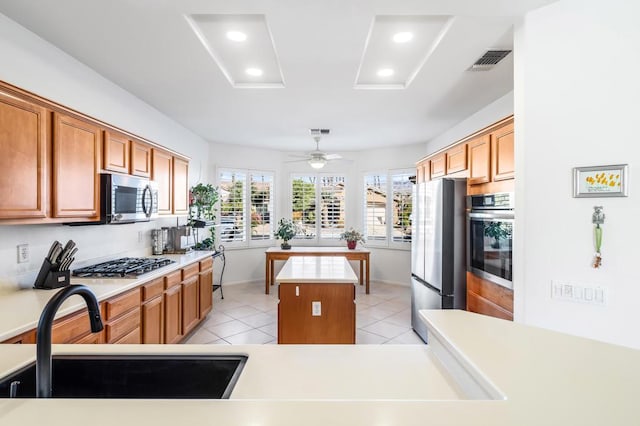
[184,281,425,345]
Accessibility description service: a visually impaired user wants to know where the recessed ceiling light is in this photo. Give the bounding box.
[377,68,394,77]
[226,31,247,42]
[392,32,414,43]
[245,67,264,77]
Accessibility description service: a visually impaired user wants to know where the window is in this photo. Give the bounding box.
[219,170,246,243]
[363,169,413,248]
[219,169,274,246]
[391,172,413,243]
[291,174,346,240]
[250,172,274,240]
[364,174,387,242]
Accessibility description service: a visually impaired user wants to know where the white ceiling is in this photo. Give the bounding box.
[0,0,556,152]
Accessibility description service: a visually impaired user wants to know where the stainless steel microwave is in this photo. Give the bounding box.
[100,173,158,224]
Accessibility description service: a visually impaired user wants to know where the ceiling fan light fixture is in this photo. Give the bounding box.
[308,158,326,169]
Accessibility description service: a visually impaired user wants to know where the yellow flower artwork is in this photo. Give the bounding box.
[574,165,627,198]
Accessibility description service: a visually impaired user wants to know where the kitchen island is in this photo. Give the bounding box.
[276,256,358,344]
[0,310,638,425]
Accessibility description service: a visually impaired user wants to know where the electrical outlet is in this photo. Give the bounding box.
[312,301,322,316]
[17,244,29,263]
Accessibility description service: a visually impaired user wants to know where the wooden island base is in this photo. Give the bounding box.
[276,256,358,344]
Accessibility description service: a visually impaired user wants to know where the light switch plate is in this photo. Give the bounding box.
[312,301,321,316]
[551,280,607,306]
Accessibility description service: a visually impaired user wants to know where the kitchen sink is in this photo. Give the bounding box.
[0,354,247,399]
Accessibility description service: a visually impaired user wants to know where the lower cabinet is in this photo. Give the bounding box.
[466,272,513,321]
[1,260,212,345]
[199,258,214,318]
[103,288,141,344]
[182,276,200,336]
[164,281,183,344]
[52,309,101,344]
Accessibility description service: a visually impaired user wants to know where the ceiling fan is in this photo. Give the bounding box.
[287,129,343,169]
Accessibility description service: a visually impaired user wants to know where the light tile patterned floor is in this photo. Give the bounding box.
[184,281,424,345]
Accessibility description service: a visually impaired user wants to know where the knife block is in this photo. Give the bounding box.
[33,258,70,290]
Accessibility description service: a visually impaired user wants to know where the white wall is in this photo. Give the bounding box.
[209,141,426,286]
[514,0,640,348]
[0,13,210,289]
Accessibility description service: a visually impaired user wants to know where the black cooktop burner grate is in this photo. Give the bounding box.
[72,257,175,278]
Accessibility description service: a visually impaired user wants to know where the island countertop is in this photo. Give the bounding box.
[276,256,358,283]
[0,310,638,425]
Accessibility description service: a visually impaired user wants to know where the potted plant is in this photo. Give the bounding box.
[340,228,365,250]
[274,218,297,249]
[189,183,219,221]
[484,222,511,249]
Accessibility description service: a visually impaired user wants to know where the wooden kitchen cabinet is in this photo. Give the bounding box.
[103,130,130,174]
[199,257,214,318]
[445,143,468,175]
[103,288,141,344]
[430,153,446,179]
[0,90,48,220]
[468,135,491,185]
[152,149,173,215]
[181,276,200,336]
[141,277,164,344]
[466,272,513,321]
[130,140,152,178]
[173,157,189,215]
[52,309,103,344]
[142,295,164,344]
[1,329,36,344]
[164,272,183,344]
[52,112,101,219]
[491,122,514,181]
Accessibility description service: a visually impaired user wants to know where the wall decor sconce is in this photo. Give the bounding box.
[592,206,605,268]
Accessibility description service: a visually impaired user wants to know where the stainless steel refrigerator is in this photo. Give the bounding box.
[410,178,467,342]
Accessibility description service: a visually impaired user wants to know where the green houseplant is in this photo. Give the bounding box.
[339,228,365,249]
[484,221,511,249]
[189,183,219,250]
[274,218,297,249]
[190,183,219,221]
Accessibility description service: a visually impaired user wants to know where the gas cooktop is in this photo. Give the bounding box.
[72,257,175,278]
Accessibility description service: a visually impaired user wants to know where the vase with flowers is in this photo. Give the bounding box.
[339,228,365,250]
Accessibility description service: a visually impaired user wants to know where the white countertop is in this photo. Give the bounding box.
[0,311,638,425]
[275,256,358,283]
[0,251,214,342]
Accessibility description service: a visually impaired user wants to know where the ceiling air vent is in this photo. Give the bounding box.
[469,50,512,71]
[309,128,330,136]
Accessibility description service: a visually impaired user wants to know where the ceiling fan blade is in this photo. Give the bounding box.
[325,153,342,160]
[287,153,310,159]
[285,159,309,163]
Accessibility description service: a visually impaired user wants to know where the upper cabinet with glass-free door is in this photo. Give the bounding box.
[0,88,48,219]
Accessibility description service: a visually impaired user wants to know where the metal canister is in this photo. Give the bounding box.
[151,229,164,255]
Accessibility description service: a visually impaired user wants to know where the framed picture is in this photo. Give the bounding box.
[573,164,628,198]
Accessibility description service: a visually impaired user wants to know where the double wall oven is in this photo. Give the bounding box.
[467,192,514,289]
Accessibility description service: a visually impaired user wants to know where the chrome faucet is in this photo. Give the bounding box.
[36,284,103,398]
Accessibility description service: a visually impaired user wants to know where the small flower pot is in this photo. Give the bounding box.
[281,241,291,250]
[347,241,357,250]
